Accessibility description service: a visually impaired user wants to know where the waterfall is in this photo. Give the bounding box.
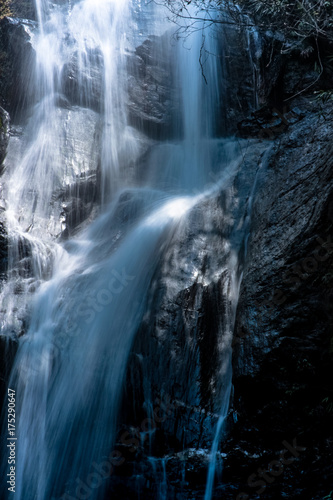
[0,1,253,499]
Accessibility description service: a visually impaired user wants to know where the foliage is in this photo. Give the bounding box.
[322,396,333,414]
[0,0,12,20]
[314,89,333,102]
[237,0,333,45]
[157,0,333,48]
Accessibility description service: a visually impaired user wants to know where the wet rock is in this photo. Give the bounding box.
[127,26,260,137]
[127,35,180,139]
[0,213,7,279]
[119,140,267,478]
[10,0,37,21]
[3,106,102,239]
[108,448,211,500]
[234,99,333,377]
[237,105,305,139]
[60,179,97,238]
[124,199,237,448]
[254,31,333,109]
[114,101,333,498]
[0,106,9,168]
[221,22,261,133]
[0,336,18,420]
[228,98,333,499]
[61,48,104,112]
[0,17,37,119]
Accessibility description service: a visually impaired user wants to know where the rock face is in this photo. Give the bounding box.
[0,107,9,280]
[261,34,333,105]
[109,101,333,498]
[0,336,17,429]
[0,214,7,279]
[2,106,102,239]
[107,140,270,497]
[61,48,104,112]
[237,105,305,138]
[234,99,333,376]
[227,99,333,500]
[0,17,36,120]
[127,35,180,139]
[122,138,266,435]
[221,21,261,133]
[0,106,9,168]
[10,0,37,21]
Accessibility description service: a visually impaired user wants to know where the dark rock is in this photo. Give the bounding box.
[0,17,37,120]
[60,177,98,238]
[221,21,261,133]
[254,31,333,109]
[112,101,333,498]
[0,213,8,279]
[0,106,9,168]
[0,336,18,421]
[283,59,322,98]
[237,106,305,139]
[122,150,263,447]
[126,35,180,139]
[61,48,104,112]
[10,0,37,21]
[127,26,260,138]
[228,98,333,499]
[110,140,268,498]
[234,100,333,377]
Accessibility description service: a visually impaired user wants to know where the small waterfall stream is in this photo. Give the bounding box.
[0,1,257,499]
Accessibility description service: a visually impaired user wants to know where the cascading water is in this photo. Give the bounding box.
[0,1,256,499]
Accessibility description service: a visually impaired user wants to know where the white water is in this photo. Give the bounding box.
[0,1,248,499]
